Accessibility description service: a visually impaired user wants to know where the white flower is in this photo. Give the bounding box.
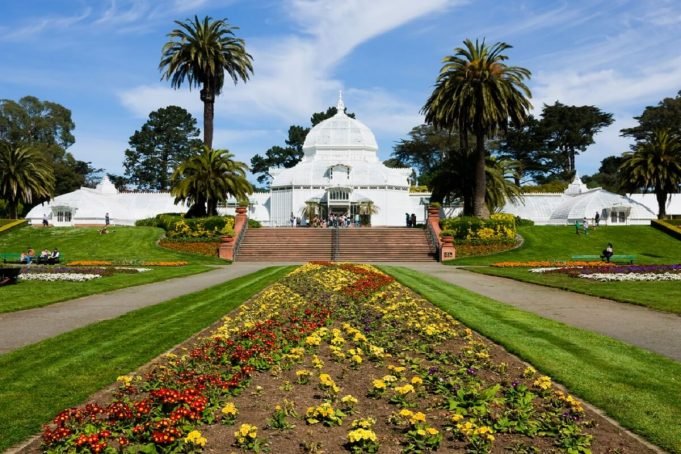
[19,273,102,282]
[529,267,563,273]
[578,272,681,282]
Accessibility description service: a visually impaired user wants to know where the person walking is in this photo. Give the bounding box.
[410,213,417,228]
[582,217,589,235]
[405,212,411,227]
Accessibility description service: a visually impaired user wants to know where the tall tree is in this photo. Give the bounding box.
[621,90,681,140]
[0,96,94,197]
[539,102,613,178]
[422,38,532,219]
[0,142,55,218]
[250,106,355,185]
[391,124,451,187]
[171,146,253,217]
[160,16,253,149]
[495,115,549,185]
[124,106,202,190]
[618,129,681,219]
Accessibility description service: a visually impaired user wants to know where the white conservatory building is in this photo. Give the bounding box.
[500,175,658,225]
[264,95,423,226]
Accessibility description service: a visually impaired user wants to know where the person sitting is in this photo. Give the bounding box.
[37,249,50,264]
[601,243,614,262]
[20,252,28,264]
[49,248,61,264]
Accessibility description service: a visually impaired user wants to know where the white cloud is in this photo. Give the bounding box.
[0,8,92,42]
[532,54,681,112]
[119,0,461,128]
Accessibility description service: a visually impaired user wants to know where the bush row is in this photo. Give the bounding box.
[136,214,234,238]
[441,213,517,242]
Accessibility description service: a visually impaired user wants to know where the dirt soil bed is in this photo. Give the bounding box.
[30,263,657,453]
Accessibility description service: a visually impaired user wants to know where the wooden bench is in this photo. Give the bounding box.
[571,254,636,264]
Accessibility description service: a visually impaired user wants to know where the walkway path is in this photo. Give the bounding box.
[0,263,291,354]
[391,263,681,362]
[1,262,679,363]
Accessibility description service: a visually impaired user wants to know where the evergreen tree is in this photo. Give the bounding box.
[123,106,203,190]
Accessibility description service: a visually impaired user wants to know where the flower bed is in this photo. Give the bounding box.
[159,239,219,257]
[530,263,681,282]
[39,263,652,453]
[494,261,616,268]
[19,266,150,282]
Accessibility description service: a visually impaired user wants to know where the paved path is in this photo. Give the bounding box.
[1,262,679,363]
[389,263,681,362]
[0,263,293,354]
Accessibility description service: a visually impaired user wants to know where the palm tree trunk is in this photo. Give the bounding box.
[473,130,490,219]
[656,188,667,219]
[200,87,215,149]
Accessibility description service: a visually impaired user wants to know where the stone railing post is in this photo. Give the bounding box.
[427,206,455,262]
[219,206,248,261]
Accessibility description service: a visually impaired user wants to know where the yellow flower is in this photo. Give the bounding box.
[351,354,363,365]
[410,412,426,424]
[236,423,257,439]
[185,430,207,447]
[395,384,415,395]
[372,379,386,390]
[116,375,132,387]
[341,395,358,405]
[222,402,238,416]
[533,375,552,390]
[451,413,464,423]
[399,409,414,418]
[410,376,423,385]
[426,427,439,436]
[382,375,398,383]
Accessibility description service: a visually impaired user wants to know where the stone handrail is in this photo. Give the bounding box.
[427,206,455,262]
[219,207,248,261]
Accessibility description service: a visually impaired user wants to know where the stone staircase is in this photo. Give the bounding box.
[236,228,333,262]
[336,228,436,262]
[236,227,436,262]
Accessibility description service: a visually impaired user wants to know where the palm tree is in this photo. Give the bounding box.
[160,15,253,149]
[422,38,532,219]
[171,146,253,217]
[619,128,681,219]
[0,142,55,219]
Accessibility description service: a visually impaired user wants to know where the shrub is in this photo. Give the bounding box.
[248,219,262,229]
[441,214,516,243]
[515,216,535,227]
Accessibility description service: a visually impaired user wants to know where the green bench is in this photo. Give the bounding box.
[571,254,636,264]
[1,253,62,265]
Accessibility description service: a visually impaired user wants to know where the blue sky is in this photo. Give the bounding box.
[2,0,681,183]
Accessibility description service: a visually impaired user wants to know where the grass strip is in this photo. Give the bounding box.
[450,225,681,265]
[0,265,213,313]
[465,266,681,314]
[0,265,295,452]
[381,266,681,454]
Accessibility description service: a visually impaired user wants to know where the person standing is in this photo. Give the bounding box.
[42,213,49,227]
[405,212,411,227]
[582,217,589,235]
[410,213,416,228]
[105,212,110,226]
[595,211,600,227]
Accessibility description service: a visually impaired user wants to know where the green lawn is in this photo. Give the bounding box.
[0,264,212,313]
[0,225,224,264]
[451,225,681,265]
[445,225,681,314]
[0,266,295,452]
[469,266,681,314]
[0,226,226,312]
[381,266,681,454]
